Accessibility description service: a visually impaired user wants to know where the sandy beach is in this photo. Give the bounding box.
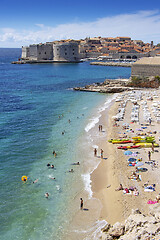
[91,89,160,233]
[64,89,160,240]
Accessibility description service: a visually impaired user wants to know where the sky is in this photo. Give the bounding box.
[0,0,160,47]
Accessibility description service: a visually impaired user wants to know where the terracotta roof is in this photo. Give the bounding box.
[119,49,129,53]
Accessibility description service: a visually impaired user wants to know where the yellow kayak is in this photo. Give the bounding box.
[135,143,159,148]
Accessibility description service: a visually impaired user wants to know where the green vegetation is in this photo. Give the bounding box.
[154,75,160,83]
[128,75,160,88]
[130,76,142,86]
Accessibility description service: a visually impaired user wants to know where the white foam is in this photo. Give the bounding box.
[81,173,93,198]
[72,219,107,239]
[85,115,101,132]
[85,220,108,240]
[92,144,98,149]
[84,94,117,133]
[81,158,101,199]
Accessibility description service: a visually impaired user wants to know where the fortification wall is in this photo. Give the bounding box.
[22,47,30,59]
[29,45,38,60]
[37,44,53,60]
[132,64,160,77]
[53,43,79,62]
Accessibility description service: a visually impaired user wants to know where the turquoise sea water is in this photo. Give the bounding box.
[0,49,131,240]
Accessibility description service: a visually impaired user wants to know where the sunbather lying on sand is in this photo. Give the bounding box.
[115,183,124,191]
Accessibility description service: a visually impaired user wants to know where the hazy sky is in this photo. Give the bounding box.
[0,0,160,47]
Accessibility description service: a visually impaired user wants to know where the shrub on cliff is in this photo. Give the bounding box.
[127,76,160,88]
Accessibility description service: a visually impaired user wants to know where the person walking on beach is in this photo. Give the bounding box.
[94,148,97,157]
[152,143,154,152]
[100,125,103,131]
[148,151,151,161]
[80,198,83,210]
[100,149,104,159]
[98,125,101,131]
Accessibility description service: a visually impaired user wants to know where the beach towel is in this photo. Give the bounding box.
[147,200,158,204]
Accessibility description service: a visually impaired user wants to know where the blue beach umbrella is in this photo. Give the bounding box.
[128,158,137,162]
[124,150,133,155]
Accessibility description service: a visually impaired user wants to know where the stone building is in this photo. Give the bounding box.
[29,43,53,61]
[21,41,79,62]
[53,42,79,62]
[21,46,30,59]
[131,56,160,77]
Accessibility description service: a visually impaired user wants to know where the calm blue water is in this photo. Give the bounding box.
[0,48,131,240]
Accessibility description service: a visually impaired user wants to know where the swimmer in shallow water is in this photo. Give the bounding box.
[33,179,39,184]
[45,192,49,198]
[72,162,80,165]
[69,169,74,173]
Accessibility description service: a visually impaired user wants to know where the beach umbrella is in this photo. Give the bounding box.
[128,158,136,162]
[135,162,144,167]
[124,150,133,155]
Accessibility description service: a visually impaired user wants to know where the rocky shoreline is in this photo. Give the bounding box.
[74,78,137,93]
[100,206,160,240]
[90,61,133,67]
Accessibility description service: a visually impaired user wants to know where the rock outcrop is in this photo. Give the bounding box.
[101,206,160,240]
[74,79,136,93]
[74,76,160,94]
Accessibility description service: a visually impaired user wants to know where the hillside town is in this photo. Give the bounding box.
[20,36,160,63]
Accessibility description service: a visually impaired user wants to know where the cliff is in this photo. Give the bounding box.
[101,206,160,240]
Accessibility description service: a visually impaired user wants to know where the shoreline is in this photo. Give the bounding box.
[63,89,160,239]
[90,88,160,239]
[91,99,125,225]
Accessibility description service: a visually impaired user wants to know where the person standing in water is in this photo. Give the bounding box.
[94,148,97,157]
[80,198,83,210]
[101,149,104,159]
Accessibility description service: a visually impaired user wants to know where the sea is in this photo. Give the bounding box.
[0,48,131,240]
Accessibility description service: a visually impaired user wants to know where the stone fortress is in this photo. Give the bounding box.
[20,36,160,64]
[21,41,80,62]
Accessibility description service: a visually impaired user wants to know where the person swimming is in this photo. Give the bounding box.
[72,162,80,165]
[32,179,39,184]
[45,192,49,198]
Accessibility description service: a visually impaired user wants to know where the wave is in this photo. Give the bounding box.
[84,94,118,133]
[72,219,107,239]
